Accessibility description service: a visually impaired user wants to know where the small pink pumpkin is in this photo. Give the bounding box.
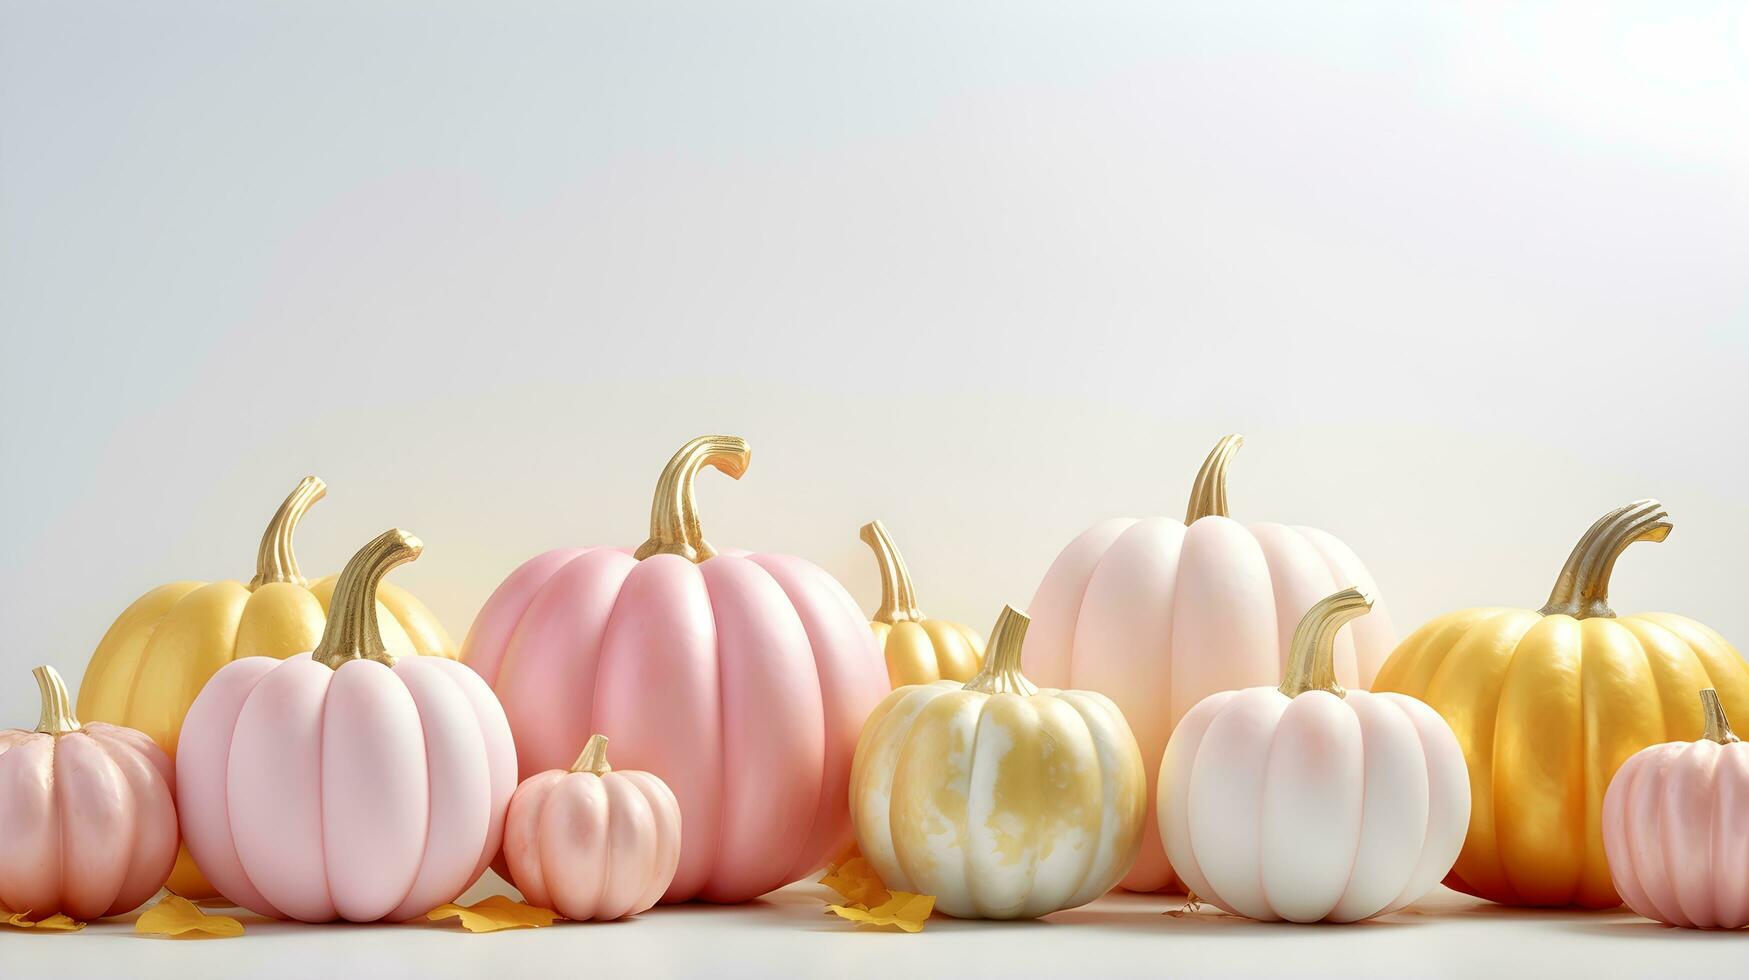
[462,435,888,903]
[176,530,517,923]
[504,734,681,920]
[0,665,179,919]
[1603,688,1749,929]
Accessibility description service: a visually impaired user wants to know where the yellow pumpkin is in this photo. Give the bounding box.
[76,476,456,897]
[1371,499,1749,908]
[860,520,984,687]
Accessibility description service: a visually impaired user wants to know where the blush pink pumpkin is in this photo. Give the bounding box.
[503,734,681,920]
[176,530,517,923]
[1603,688,1749,929]
[1023,434,1397,892]
[462,435,888,904]
[0,666,179,920]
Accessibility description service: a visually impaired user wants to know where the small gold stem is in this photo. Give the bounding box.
[963,605,1039,696]
[1278,587,1374,699]
[1538,499,1671,620]
[251,476,327,589]
[633,435,752,563]
[1700,689,1740,744]
[311,529,422,670]
[31,665,81,735]
[860,520,923,624]
[571,734,613,775]
[1185,435,1243,524]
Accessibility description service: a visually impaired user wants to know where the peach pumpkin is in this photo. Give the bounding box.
[462,434,888,904]
[1022,434,1396,892]
[176,530,517,922]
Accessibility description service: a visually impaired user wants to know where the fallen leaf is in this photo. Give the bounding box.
[1165,892,1207,918]
[2,909,85,931]
[820,854,891,909]
[426,895,557,933]
[135,895,244,939]
[827,892,935,933]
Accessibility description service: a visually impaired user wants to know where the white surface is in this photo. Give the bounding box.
[1,877,1737,980]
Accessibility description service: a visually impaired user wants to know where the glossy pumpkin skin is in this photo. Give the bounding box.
[503,736,682,921]
[850,608,1146,919]
[860,521,984,686]
[1371,500,1749,908]
[1022,436,1396,892]
[0,668,179,920]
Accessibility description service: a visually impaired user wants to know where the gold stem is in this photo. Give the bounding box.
[31,665,81,735]
[311,529,422,670]
[250,476,327,589]
[571,734,613,775]
[963,605,1039,696]
[860,520,923,624]
[1700,689,1740,744]
[1185,434,1243,523]
[1538,499,1671,620]
[1278,587,1374,699]
[633,435,752,563]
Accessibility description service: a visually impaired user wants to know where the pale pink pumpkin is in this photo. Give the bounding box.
[1023,435,1397,892]
[0,665,179,920]
[462,435,887,904]
[1603,688,1749,929]
[176,530,517,923]
[504,734,681,920]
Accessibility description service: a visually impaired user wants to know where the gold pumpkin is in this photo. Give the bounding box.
[860,520,984,687]
[76,476,456,896]
[1371,499,1749,908]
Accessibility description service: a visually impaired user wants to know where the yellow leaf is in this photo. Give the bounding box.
[426,895,557,932]
[1,909,85,932]
[826,892,934,933]
[820,855,891,908]
[135,895,244,939]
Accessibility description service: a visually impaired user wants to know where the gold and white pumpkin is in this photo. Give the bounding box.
[848,605,1146,919]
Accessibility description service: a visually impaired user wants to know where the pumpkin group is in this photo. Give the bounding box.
[861,520,984,686]
[1372,499,1749,908]
[176,530,516,922]
[850,605,1147,919]
[1022,434,1397,892]
[461,435,889,903]
[0,666,179,920]
[1160,589,1469,922]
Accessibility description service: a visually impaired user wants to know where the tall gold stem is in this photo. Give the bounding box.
[633,435,752,563]
[311,529,422,670]
[963,605,1038,696]
[571,734,613,775]
[1538,499,1670,620]
[1278,588,1374,699]
[1185,435,1243,524]
[860,520,923,624]
[251,476,327,589]
[31,665,81,735]
[1700,689,1740,744]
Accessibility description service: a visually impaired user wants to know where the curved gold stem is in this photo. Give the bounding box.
[571,734,613,775]
[311,529,422,670]
[1538,499,1670,620]
[1185,434,1243,524]
[633,435,752,563]
[31,665,81,735]
[250,476,327,589]
[963,605,1039,696]
[860,520,923,624]
[1700,689,1739,744]
[1278,587,1374,699]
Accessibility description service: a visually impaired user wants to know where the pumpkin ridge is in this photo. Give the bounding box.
[122,582,247,747]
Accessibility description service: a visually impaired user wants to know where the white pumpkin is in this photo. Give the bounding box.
[1159,588,1468,923]
[849,605,1146,919]
[1023,434,1398,892]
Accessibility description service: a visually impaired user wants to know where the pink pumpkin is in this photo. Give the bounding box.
[504,734,681,920]
[176,530,517,923]
[1603,688,1749,929]
[0,665,179,919]
[462,434,887,903]
[1023,434,1397,893]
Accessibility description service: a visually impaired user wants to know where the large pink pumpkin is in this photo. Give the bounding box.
[176,530,517,923]
[1603,688,1749,929]
[462,434,888,904]
[0,666,179,920]
[1023,434,1397,893]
